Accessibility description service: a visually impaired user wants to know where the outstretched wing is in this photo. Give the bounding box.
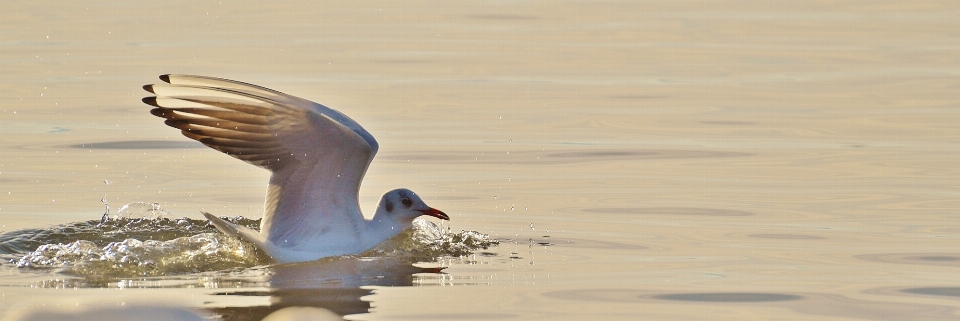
[143,74,378,247]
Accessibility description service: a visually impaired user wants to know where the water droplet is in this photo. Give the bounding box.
[103,179,110,185]
[530,223,535,231]
[100,195,110,222]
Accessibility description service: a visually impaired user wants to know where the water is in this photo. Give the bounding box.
[1,209,496,318]
[2,205,495,276]
[2,0,959,320]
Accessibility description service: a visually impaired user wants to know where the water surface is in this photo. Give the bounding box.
[2,0,958,320]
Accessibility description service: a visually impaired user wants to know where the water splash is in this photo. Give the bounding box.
[14,234,261,279]
[3,213,264,278]
[100,195,109,222]
[2,203,497,279]
[115,202,170,220]
[364,219,498,258]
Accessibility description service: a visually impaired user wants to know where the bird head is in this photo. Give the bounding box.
[378,188,449,222]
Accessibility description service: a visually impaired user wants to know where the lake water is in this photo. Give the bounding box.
[2,1,958,320]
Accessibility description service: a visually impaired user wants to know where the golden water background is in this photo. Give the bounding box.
[2,1,959,319]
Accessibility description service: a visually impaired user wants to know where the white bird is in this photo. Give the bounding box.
[142,74,449,263]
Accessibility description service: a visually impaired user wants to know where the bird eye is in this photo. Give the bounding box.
[401,198,412,207]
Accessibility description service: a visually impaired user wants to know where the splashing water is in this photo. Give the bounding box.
[2,215,264,278]
[364,219,499,258]
[113,201,171,220]
[101,195,109,219]
[14,233,261,279]
[1,203,497,279]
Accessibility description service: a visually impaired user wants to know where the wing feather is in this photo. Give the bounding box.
[166,118,271,134]
[159,74,379,154]
[189,136,278,149]
[149,107,270,126]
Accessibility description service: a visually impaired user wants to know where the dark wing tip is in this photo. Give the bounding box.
[149,107,172,118]
[142,84,155,93]
[142,96,159,107]
[163,119,187,129]
[159,74,171,83]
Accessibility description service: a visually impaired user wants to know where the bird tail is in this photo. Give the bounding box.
[202,211,307,263]
[202,211,270,250]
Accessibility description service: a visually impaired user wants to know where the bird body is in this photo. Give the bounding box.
[143,75,448,263]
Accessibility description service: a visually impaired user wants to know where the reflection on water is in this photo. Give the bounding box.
[209,257,443,320]
[7,256,444,320]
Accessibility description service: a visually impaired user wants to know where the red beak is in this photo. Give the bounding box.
[418,208,450,220]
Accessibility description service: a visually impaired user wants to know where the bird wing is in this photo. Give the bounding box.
[143,74,378,248]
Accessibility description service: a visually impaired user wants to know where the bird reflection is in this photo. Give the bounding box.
[208,257,442,320]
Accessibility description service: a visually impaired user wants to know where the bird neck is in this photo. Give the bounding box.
[365,209,412,249]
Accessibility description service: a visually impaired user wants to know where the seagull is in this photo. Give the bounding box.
[141,74,449,263]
